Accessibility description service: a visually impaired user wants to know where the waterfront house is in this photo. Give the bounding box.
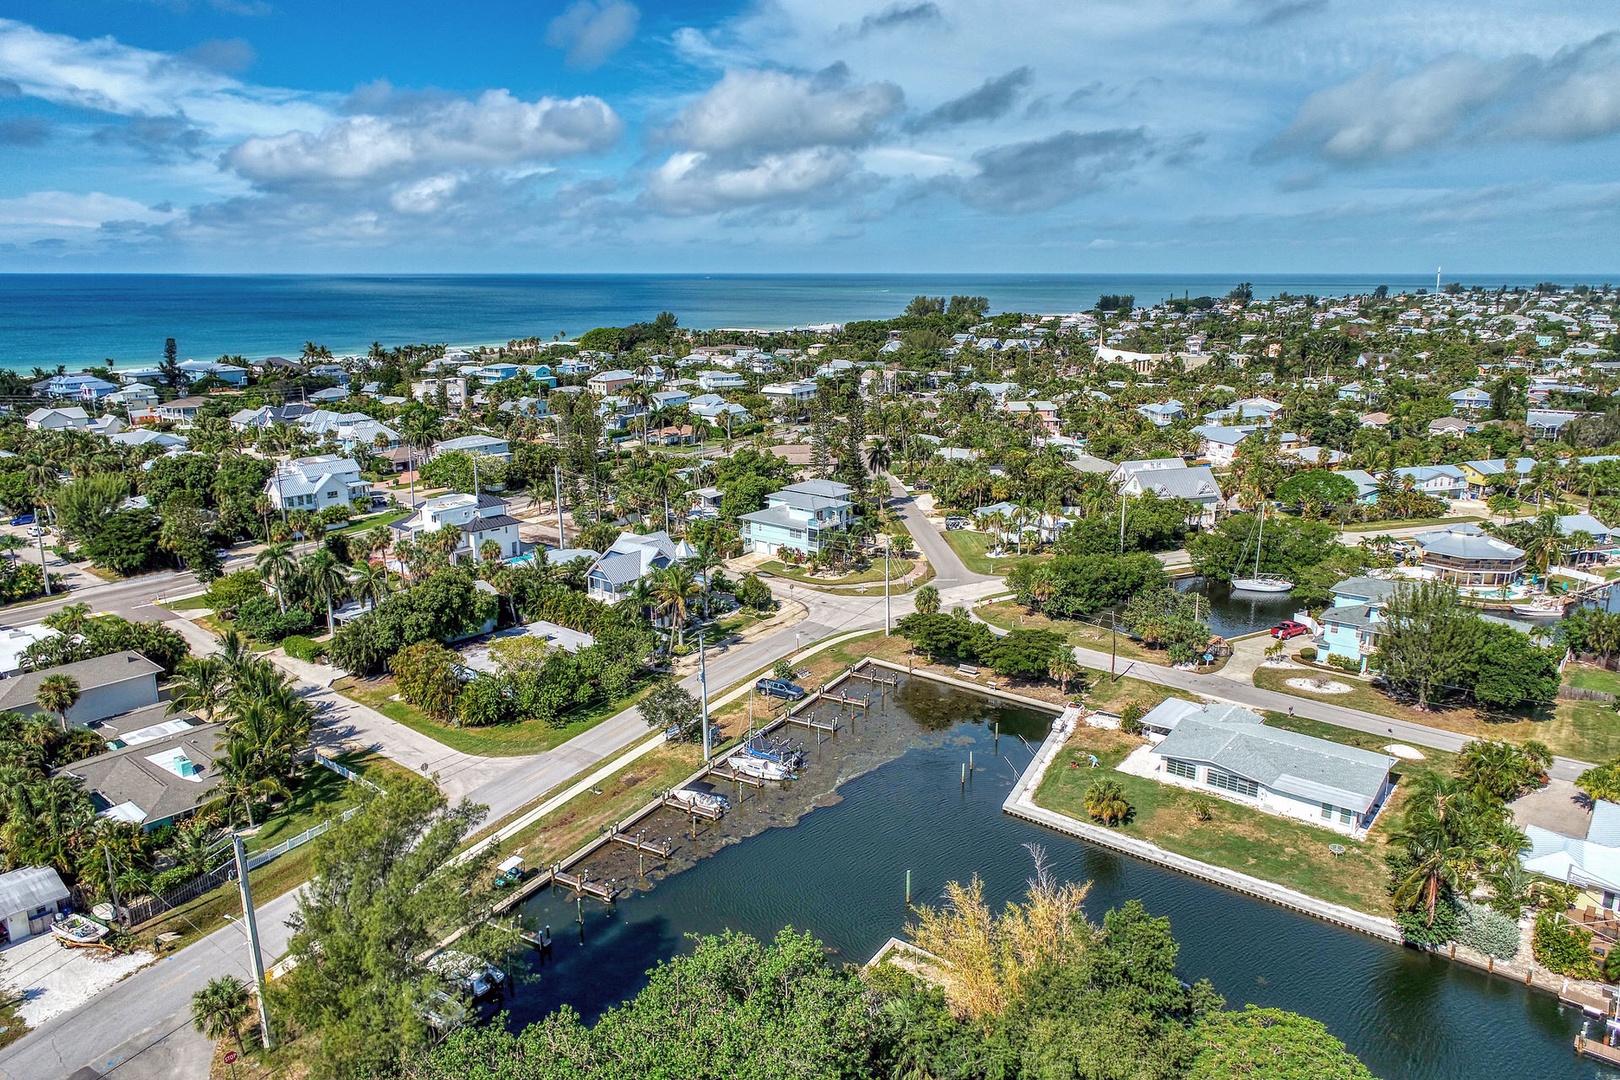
[1314,576,1411,672]
[1521,799,1620,911]
[265,455,375,513]
[392,492,521,564]
[40,373,118,401]
[1137,699,1395,838]
[1558,513,1616,552]
[1118,464,1224,527]
[740,479,857,558]
[585,531,695,603]
[1410,524,1526,586]
[0,651,162,726]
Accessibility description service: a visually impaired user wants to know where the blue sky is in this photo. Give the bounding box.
[2,1,1619,273]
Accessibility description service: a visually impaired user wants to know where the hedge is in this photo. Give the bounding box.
[282,635,325,662]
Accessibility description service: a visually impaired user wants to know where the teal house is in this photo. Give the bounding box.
[741,479,857,558]
[1316,577,1407,673]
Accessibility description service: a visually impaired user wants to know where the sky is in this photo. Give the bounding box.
[2,0,1620,274]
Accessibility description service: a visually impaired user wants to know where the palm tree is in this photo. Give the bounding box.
[685,541,723,619]
[255,541,297,614]
[1388,774,1488,919]
[169,656,230,723]
[300,550,349,636]
[1048,651,1082,697]
[649,564,701,649]
[865,438,892,476]
[1083,779,1131,825]
[203,741,289,828]
[351,560,390,611]
[1520,512,1566,576]
[914,584,941,615]
[191,975,252,1054]
[35,674,79,733]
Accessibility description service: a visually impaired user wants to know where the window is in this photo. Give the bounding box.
[1206,770,1259,798]
[1321,802,1333,820]
[1165,759,1196,781]
[1340,808,1354,825]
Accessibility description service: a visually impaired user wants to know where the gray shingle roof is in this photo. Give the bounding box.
[0,651,163,712]
[57,722,225,825]
[1152,701,1394,813]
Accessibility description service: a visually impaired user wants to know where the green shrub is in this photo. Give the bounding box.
[234,592,315,643]
[1298,646,1317,662]
[1457,901,1520,960]
[1326,654,1359,673]
[1531,910,1600,977]
[203,570,266,619]
[282,635,325,662]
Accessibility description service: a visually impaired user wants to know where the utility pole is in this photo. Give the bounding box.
[232,835,273,1049]
[883,535,891,635]
[554,465,565,549]
[699,623,711,763]
[36,524,49,596]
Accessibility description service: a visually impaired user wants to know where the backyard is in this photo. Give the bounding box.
[1034,716,1452,914]
[332,674,657,756]
[1253,662,1620,764]
[942,529,1050,576]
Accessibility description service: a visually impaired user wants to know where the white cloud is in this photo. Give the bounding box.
[546,1,640,70]
[0,190,176,229]
[646,147,858,214]
[668,67,903,153]
[225,90,621,187]
[390,174,461,214]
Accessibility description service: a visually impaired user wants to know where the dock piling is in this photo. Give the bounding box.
[906,869,911,906]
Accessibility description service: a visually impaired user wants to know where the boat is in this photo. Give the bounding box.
[727,753,796,781]
[666,788,730,813]
[51,913,110,947]
[494,854,526,888]
[430,950,507,999]
[1511,598,1566,617]
[1231,498,1294,594]
[738,735,805,768]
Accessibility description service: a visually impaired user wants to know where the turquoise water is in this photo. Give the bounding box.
[0,272,1599,371]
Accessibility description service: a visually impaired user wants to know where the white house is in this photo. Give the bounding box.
[1136,699,1395,838]
[740,479,857,557]
[433,434,512,462]
[0,866,70,942]
[265,455,375,513]
[392,492,522,564]
[1136,400,1185,427]
[24,406,89,431]
[759,380,818,413]
[696,370,747,391]
[412,377,468,407]
[1191,424,1256,467]
[1119,464,1225,527]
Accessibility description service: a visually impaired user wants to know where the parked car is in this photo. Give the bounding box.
[1270,620,1310,640]
[754,678,807,701]
[944,516,972,530]
[8,513,33,527]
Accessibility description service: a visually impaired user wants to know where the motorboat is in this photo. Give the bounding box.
[666,788,730,813]
[430,950,507,999]
[727,753,796,781]
[51,913,110,947]
[1511,598,1566,617]
[1231,499,1293,594]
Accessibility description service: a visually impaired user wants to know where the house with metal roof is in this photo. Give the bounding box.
[1522,799,1620,910]
[1527,408,1582,440]
[0,651,163,726]
[1140,699,1395,837]
[1411,524,1526,586]
[0,866,70,942]
[392,492,521,564]
[433,434,511,462]
[740,481,857,557]
[1118,464,1225,527]
[265,454,375,513]
[586,531,695,602]
[1135,400,1185,428]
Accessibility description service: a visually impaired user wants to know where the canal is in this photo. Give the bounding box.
[503,676,1610,1080]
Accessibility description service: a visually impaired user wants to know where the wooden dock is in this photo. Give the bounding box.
[662,792,723,819]
[823,691,869,710]
[784,713,839,734]
[610,831,673,857]
[518,928,553,951]
[553,869,616,902]
[1576,1035,1620,1066]
[707,765,766,788]
[848,670,898,687]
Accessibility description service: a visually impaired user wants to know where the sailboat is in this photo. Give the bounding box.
[1231,498,1294,594]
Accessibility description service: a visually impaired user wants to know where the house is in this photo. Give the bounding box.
[57,722,224,829]
[689,486,724,520]
[1557,513,1615,549]
[392,492,522,564]
[40,373,118,401]
[740,480,858,557]
[1004,400,1060,435]
[1286,446,1347,467]
[1410,524,1526,586]
[177,359,248,386]
[1203,397,1283,426]
[229,403,313,432]
[1191,424,1256,467]
[1386,465,1466,501]
[0,866,70,943]
[24,406,89,431]
[1095,345,1163,374]
[1521,799,1620,910]
[411,377,468,407]
[1359,412,1391,429]
[0,624,58,677]
[1136,400,1185,427]
[759,380,818,413]
[1110,457,1187,486]
[696,370,747,392]
[650,390,691,411]
[103,384,160,409]
[433,434,512,462]
[153,396,210,424]
[0,651,162,726]
[1527,408,1581,440]
[1063,453,1116,475]
[1137,698,1395,838]
[1428,417,1469,437]
[585,531,695,602]
[1458,458,1536,499]
[108,428,188,450]
[1315,576,1412,671]
[265,455,375,513]
[1337,381,1370,403]
[587,369,637,396]
[307,387,349,404]
[1448,387,1493,414]
[687,394,751,427]
[1119,465,1225,527]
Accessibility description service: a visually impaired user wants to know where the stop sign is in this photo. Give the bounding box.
[224,1051,238,1064]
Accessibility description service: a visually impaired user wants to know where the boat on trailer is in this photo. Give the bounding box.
[51,913,110,947]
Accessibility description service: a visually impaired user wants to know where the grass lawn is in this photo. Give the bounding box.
[331,509,412,537]
[1339,515,1485,532]
[1252,664,1620,764]
[1034,718,1450,914]
[759,559,916,586]
[943,530,1049,576]
[977,600,1162,665]
[332,675,658,756]
[163,594,212,612]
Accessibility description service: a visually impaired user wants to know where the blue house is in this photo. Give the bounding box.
[1316,577,1410,672]
[741,479,857,558]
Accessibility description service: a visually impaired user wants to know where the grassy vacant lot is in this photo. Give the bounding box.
[977,600,1161,665]
[333,675,656,757]
[1035,717,1452,914]
[759,559,915,586]
[942,530,1047,576]
[331,508,412,537]
[1253,663,1620,764]
[135,751,421,953]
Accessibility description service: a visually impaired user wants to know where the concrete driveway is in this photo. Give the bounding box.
[0,935,155,1030]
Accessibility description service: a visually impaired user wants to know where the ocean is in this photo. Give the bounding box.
[0,272,1602,371]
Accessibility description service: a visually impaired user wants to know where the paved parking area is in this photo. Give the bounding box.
[0,934,154,1029]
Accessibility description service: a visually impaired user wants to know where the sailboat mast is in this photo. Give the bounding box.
[1253,497,1264,578]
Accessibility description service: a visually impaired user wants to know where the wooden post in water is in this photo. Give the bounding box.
[994,722,999,751]
[639,852,644,878]
[906,869,911,906]
[969,751,974,775]
[961,762,966,788]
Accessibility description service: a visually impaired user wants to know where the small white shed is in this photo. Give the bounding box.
[0,866,70,942]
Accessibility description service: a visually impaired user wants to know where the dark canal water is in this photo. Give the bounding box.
[500,676,1611,1080]
[1175,575,1299,639]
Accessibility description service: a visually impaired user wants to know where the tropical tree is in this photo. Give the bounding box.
[650,563,702,649]
[864,438,892,475]
[914,583,941,615]
[1047,650,1084,696]
[202,741,289,828]
[255,541,297,614]
[191,975,252,1054]
[351,560,390,611]
[34,674,79,733]
[168,656,230,724]
[1083,778,1131,825]
[302,550,349,636]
